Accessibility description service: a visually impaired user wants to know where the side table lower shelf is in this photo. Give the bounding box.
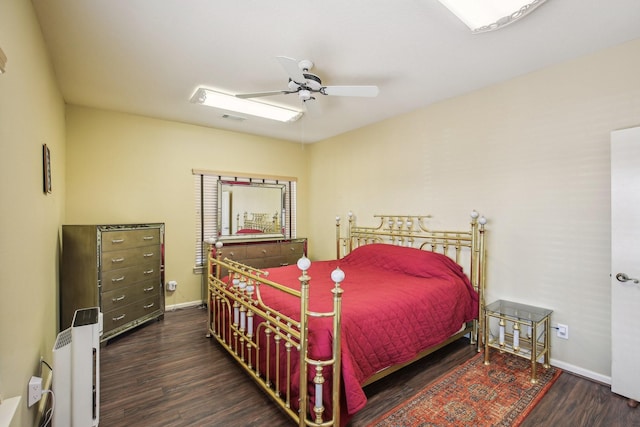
[484,299,553,383]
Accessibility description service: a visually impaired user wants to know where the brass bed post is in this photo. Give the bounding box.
[297,257,311,427]
[347,211,354,254]
[469,212,479,347]
[205,240,218,337]
[477,216,487,352]
[214,240,223,280]
[330,268,345,426]
[205,241,212,338]
[336,216,341,260]
[469,212,487,352]
[208,240,223,338]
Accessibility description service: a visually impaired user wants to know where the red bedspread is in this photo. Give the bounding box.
[254,243,479,416]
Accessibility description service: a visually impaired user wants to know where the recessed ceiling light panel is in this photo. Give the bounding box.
[438,0,548,33]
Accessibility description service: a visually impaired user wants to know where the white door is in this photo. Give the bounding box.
[611,126,640,402]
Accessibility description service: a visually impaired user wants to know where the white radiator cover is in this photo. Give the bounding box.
[52,307,101,427]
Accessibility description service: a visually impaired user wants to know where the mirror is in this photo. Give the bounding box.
[218,180,285,241]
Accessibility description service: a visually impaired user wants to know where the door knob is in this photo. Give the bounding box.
[616,273,639,284]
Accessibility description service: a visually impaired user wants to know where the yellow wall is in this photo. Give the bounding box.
[65,106,309,307]
[307,38,640,380]
[0,1,66,425]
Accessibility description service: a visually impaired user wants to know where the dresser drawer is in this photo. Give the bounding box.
[103,295,161,333]
[101,228,161,251]
[246,243,280,258]
[101,245,160,272]
[127,295,161,321]
[281,241,305,257]
[219,245,247,261]
[280,241,305,266]
[101,262,160,292]
[101,279,160,312]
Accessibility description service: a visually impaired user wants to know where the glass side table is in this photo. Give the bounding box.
[484,299,553,383]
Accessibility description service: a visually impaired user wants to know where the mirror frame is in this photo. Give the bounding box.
[217,180,286,241]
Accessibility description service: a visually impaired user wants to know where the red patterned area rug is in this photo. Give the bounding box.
[368,352,562,427]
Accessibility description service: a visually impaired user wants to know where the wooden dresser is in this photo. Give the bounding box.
[61,223,165,342]
[215,238,307,274]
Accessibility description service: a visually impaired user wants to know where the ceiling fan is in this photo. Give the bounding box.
[235,56,379,109]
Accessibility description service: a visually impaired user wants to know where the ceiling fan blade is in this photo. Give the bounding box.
[323,85,379,97]
[235,90,293,99]
[276,56,306,83]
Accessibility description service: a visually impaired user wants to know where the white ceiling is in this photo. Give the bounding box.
[32,0,640,143]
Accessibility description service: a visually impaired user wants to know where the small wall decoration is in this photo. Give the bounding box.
[0,45,7,74]
[43,144,52,193]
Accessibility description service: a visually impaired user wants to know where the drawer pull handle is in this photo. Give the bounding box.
[112,295,126,302]
[289,247,296,252]
[111,239,125,244]
[143,269,154,275]
[144,302,155,309]
[112,314,126,321]
[143,252,154,257]
[143,286,154,292]
[262,249,267,254]
[112,276,125,282]
[229,251,235,256]
[143,236,154,240]
[112,257,125,263]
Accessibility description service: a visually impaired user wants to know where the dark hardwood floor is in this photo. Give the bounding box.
[99,307,639,427]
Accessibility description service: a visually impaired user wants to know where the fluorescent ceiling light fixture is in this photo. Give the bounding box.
[191,87,302,123]
[438,0,547,33]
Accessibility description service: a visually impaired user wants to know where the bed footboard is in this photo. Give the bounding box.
[207,246,344,426]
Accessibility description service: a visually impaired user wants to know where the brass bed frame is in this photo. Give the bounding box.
[206,211,487,427]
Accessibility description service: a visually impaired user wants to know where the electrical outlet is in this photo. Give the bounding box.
[28,376,42,407]
[557,323,569,340]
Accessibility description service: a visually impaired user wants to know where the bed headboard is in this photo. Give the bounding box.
[336,211,487,345]
[338,211,484,260]
[236,211,281,234]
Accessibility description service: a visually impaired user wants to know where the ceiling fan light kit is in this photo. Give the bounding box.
[191,87,302,123]
[438,0,548,33]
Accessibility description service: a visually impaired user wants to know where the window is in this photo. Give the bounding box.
[193,171,297,270]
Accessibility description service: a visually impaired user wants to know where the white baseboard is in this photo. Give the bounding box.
[165,300,204,311]
[550,358,611,385]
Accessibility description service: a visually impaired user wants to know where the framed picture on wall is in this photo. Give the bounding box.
[43,144,52,194]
